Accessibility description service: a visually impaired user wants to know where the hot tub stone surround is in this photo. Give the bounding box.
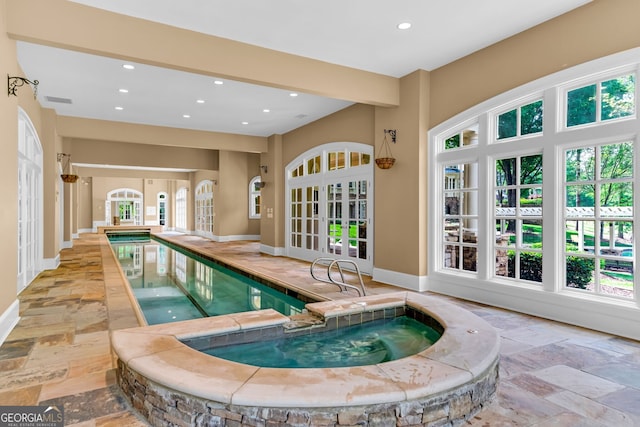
[113,292,500,426]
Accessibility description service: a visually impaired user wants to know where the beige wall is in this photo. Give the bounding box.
[70,138,219,171]
[429,0,640,127]
[216,151,260,237]
[373,70,430,276]
[0,0,19,317]
[259,135,284,249]
[282,104,375,165]
[41,109,62,256]
[74,167,193,230]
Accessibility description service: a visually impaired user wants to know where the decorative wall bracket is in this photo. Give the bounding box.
[8,75,39,98]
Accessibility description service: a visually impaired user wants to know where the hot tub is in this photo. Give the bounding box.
[112,292,499,426]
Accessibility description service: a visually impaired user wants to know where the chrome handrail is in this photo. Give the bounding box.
[310,257,367,296]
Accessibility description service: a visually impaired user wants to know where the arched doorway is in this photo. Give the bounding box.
[106,189,143,225]
[286,142,373,273]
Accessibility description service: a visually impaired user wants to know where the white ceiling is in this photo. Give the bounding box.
[16,0,591,137]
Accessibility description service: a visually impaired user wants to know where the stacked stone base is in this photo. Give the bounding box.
[117,359,498,427]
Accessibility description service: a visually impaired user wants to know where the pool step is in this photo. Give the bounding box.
[283,313,325,331]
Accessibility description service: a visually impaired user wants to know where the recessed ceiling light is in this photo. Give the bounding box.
[196,99,205,104]
[115,106,123,110]
[263,109,270,113]
[242,121,249,125]
[397,22,412,30]
[214,80,224,85]
[119,88,129,93]
[183,114,191,118]
[122,64,135,70]
[290,93,298,97]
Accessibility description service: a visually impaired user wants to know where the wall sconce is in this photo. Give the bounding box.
[8,75,39,99]
[260,165,268,174]
[257,181,266,189]
[375,129,397,169]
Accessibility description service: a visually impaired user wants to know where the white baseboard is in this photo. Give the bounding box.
[42,254,60,271]
[0,299,20,347]
[260,244,285,257]
[217,234,260,242]
[427,273,640,341]
[372,267,428,292]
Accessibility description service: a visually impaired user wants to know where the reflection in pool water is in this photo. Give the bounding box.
[109,237,305,325]
[202,316,441,368]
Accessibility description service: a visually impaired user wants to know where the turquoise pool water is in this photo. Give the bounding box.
[202,316,441,368]
[109,236,306,325]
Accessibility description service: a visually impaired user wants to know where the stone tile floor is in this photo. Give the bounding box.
[0,232,639,426]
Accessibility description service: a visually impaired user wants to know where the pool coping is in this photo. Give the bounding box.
[111,291,500,408]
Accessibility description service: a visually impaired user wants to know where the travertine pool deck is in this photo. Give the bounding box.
[111,292,499,424]
[1,232,639,426]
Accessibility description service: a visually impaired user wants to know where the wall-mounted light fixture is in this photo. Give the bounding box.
[375,129,397,169]
[257,181,266,189]
[260,165,268,174]
[8,74,39,98]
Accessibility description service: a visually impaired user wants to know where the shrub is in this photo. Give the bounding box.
[566,256,594,289]
[507,251,542,282]
[506,253,595,288]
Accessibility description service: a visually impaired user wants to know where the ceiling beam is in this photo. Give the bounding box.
[7,0,399,107]
[57,116,268,153]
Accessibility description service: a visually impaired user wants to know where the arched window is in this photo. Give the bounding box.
[429,49,639,307]
[105,189,143,225]
[249,176,262,219]
[17,108,43,293]
[195,180,214,237]
[285,142,373,273]
[175,187,187,231]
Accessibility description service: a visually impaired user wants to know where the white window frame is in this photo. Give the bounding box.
[249,176,262,219]
[106,188,143,225]
[428,48,640,339]
[285,142,374,273]
[17,107,43,294]
[175,187,187,231]
[195,180,214,238]
[157,192,168,227]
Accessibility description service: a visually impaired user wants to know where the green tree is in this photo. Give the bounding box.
[567,84,596,127]
[599,142,633,239]
[601,75,635,120]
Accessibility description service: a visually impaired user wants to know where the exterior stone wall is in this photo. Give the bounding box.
[116,359,498,427]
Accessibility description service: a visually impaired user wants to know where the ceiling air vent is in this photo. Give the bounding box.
[45,96,73,104]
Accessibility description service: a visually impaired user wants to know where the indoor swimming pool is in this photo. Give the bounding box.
[108,234,306,325]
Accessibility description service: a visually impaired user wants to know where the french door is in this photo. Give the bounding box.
[286,143,374,273]
[288,176,372,273]
[326,179,371,269]
[17,109,43,294]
